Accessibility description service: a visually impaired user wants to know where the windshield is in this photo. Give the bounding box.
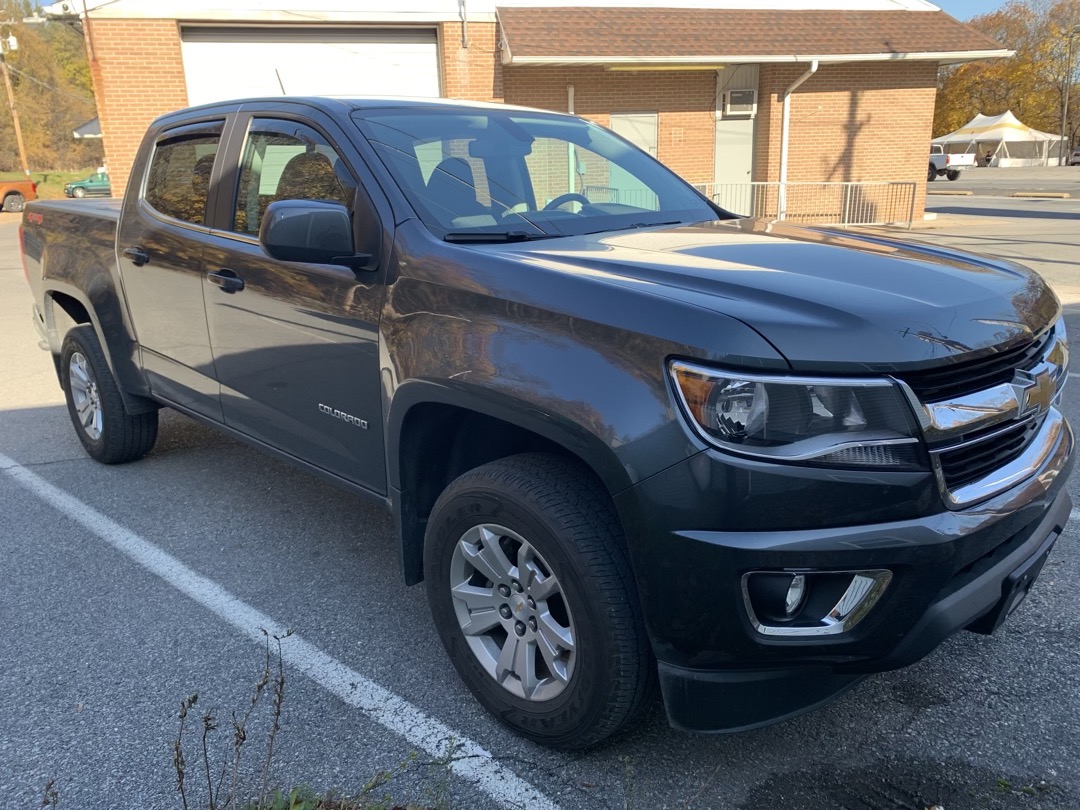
[353,107,722,239]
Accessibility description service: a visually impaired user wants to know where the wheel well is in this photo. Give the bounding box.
[49,291,92,326]
[396,403,612,585]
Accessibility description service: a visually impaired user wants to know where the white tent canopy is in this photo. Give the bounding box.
[933,110,1064,167]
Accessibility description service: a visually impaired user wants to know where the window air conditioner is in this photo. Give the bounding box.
[723,89,757,118]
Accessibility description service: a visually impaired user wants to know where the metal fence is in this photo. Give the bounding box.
[695,181,918,228]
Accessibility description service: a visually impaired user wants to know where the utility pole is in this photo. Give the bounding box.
[0,29,29,178]
[1060,25,1080,167]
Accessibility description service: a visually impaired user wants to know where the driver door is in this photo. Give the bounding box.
[202,115,387,493]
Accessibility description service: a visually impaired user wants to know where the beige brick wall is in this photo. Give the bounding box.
[755,61,938,219]
[439,22,504,102]
[85,19,189,196]
[502,64,718,185]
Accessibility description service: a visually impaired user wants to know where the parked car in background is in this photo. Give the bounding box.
[64,171,111,198]
[1070,147,1080,166]
[929,144,976,181]
[0,177,37,212]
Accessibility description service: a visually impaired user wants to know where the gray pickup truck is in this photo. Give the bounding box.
[21,97,1073,749]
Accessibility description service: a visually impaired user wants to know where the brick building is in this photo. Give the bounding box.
[44,0,1006,221]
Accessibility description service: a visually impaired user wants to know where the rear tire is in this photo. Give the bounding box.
[946,169,961,181]
[60,325,158,464]
[424,453,654,749]
[927,164,937,182]
[3,192,25,212]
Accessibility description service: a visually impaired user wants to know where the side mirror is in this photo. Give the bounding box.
[260,200,369,268]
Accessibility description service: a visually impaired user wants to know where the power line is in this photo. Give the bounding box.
[7,64,95,106]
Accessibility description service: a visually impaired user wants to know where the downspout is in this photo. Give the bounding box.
[567,84,576,195]
[778,59,817,220]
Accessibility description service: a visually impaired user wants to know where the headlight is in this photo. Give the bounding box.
[670,361,924,469]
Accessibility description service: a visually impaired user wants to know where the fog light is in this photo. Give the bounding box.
[742,569,893,637]
[745,572,809,623]
[785,574,807,616]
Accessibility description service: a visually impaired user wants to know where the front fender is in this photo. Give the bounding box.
[385,377,638,496]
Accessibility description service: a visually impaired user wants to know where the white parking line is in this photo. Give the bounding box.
[0,452,562,810]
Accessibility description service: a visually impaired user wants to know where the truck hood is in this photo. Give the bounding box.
[505,219,1059,373]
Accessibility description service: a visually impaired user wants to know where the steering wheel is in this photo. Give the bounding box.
[543,193,591,211]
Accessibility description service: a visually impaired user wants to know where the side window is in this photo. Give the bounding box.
[144,129,221,225]
[233,119,355,235]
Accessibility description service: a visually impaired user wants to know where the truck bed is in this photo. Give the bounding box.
[23,198,121,293]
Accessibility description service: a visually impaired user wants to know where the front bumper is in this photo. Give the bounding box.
[616,409,1073,732]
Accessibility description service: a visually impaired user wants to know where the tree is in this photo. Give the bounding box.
[934,0,1080,150]
[0,0,103,171]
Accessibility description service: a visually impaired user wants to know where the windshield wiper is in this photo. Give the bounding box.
[586,220,683,235]
[443,230,559,244]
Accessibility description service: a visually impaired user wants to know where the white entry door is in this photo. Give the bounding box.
[714,65,758,187]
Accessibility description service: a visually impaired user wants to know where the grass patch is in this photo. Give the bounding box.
[0,168,101,200]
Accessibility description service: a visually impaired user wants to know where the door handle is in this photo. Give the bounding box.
[207,269,245,294]
[123,247,149,267]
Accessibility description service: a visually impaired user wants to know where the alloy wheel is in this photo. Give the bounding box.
[449,523,577,701]
[68,351,103,440]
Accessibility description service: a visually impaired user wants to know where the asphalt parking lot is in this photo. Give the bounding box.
[927,165,1080,198]
[2,202,1079,810]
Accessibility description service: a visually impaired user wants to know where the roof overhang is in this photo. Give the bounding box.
[503,50,1013,67]
[497,7,1012,69]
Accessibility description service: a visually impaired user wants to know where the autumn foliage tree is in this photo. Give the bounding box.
[0,0,103,172]
[934,0,1080,148]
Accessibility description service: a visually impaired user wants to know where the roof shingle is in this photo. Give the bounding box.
[497,8,1006,62]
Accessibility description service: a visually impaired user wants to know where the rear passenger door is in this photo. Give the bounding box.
[201,113,387,493]
[117,119,224,421]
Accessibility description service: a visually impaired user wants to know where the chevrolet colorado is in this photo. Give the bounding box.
[21,97,1073,749]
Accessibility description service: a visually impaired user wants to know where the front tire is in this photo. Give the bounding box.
[927,164,937,182]
[60,325,158,464]
[72,187,87,198]
[3,192,25,212]
[424,453,654,749]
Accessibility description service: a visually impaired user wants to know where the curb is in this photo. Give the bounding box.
[927,189,973,196]
[1011,192,1071,199]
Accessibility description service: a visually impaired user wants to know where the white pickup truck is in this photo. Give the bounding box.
[929,144,977,181]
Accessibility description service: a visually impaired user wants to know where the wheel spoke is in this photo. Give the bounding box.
[536,631,570,684]
[451,582,504,636]
[460,608,502,637]
[538,611,574,653]
[463,527,515,585]
[495,633,519,684]
[70,364,89,391]
[529,570,559,602]
[515,638,541,698]
[76,399,93,420]
[451,582,500,612]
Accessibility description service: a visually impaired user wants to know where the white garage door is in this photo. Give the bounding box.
[181,27,440,107]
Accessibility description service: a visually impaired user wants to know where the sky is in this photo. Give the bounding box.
[932,0,1007,20]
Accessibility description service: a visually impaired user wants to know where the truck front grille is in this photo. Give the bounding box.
[899,322,1068,508]
[936,418,1042,490]
[899,329,1052,402]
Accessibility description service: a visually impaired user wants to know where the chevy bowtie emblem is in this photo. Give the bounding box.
[1012,366,1055,416]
